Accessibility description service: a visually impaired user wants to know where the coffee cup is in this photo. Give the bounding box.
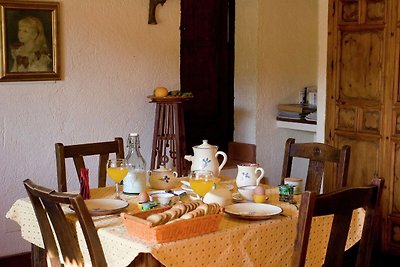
[150,192,178,206]
[237,185,257,201]
[284,177,303,195]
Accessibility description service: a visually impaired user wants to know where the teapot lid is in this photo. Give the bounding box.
[195,140,218,149]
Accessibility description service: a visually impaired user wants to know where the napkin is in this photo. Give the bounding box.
[79,168,90,199]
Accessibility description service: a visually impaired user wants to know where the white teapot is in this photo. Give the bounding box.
[184,140,227,177]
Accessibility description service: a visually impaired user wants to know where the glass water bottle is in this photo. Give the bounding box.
[123,133,147,194]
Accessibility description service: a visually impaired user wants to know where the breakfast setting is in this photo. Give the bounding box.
[5,85,368,267]
[101,136,302,248]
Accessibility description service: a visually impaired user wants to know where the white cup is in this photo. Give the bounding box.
[150,192,177,206]
[284,177,303,195]
[237,185,257,201]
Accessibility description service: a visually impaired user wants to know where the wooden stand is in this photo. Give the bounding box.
[149,97,191,176]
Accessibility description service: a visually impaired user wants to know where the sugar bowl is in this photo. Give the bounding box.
[148,166,179,190]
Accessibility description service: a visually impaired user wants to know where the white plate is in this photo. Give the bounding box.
[83,199,129,216]
[224,203,282,220]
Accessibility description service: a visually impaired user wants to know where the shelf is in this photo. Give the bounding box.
[276,119,317,133]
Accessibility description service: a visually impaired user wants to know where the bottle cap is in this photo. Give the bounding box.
[129,133,139,137]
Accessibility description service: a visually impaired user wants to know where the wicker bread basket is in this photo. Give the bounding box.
[121,206,223,243]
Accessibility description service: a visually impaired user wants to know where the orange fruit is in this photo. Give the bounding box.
[154,87,168,97]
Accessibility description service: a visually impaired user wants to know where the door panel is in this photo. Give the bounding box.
[339,31,384,101]
[180,0,234,153]
[180,45,219,115]
[337,134,381,186]
[338,0,386,24]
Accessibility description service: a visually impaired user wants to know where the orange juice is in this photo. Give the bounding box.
[107,167,128,183]
[190,179,214,197]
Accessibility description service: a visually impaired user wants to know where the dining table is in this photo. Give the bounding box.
[6,180,365,267]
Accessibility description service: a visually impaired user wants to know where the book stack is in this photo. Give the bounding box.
[277,104,317,121]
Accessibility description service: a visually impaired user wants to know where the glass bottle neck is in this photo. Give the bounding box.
[128,136,139,147]
[127,146,141,155]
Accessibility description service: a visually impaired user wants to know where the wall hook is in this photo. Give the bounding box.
[148,0,167,25]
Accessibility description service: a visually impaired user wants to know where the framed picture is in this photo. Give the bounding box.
[0,1,60,81]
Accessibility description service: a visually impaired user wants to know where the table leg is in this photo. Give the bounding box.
[128,253,164,267]
[31,244,46,267]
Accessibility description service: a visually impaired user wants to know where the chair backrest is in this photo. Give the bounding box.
[281,138,350,192]
[228,141,256,162]
[23,179,107,267]
[224,141,257,168]
[292,178,384,267]
[56,137,124,192]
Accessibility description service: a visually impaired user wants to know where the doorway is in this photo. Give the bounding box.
[180,0,235,154]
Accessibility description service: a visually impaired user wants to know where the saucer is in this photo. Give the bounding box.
[72,199,129,216]
[232,192,269,203]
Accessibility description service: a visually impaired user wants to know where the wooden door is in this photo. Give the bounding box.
[326,0,397,253]
[388,0,400,254]
[180,0,235,154]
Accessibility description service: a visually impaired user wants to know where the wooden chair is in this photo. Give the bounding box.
[23,179,107,267]
[225,141,256,167]
[281,138,350,192]
[56,137,124,192]
[292,178,384,267]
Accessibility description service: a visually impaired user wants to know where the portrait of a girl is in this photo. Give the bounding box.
[10,16,52,72]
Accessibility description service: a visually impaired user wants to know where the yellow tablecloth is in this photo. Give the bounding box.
[6,186,364,267]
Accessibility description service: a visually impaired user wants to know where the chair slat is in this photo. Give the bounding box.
[27,191,62,266]
[325,211,353,265]
[73,156,86,179]
[42,200,83,264]
[98,154,109,188]
[305,160,324,192]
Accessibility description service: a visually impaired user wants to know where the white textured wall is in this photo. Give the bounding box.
[1,0,180,256]
[317,0,328,142]
[234,0,258,143]
[254,0,319,184]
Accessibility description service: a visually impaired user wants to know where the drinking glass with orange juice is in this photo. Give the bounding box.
[107,159,128,199]
[189,170,215,200]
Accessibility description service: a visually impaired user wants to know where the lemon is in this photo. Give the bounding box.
[153,87,168,97]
